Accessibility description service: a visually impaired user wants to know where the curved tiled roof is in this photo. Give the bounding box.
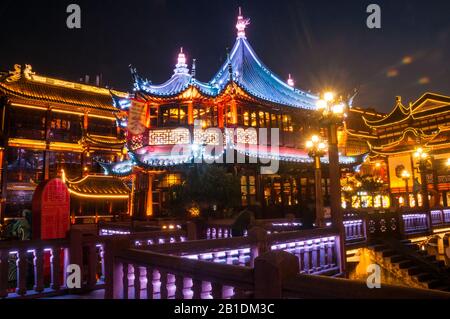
[66,174,130,198]
[130,15,318,110]
[210,37,317,109]
[0,65,126,112]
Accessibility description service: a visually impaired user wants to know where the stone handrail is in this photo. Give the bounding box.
[109,248,254,299]
[282,273,450,299]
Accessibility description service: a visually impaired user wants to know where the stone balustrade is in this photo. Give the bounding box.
[0,238,69,299]
[106,249,450,300]
[0,228,189,299]
[401,213,429,235]
[109,249,255,299]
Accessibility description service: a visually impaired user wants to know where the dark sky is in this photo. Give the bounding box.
[0,0,449,113]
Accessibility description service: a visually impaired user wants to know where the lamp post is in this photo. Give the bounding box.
[413,147,430,210]
[401,170,411,208]
[316,91,348,275]
[306,135,327,227]
[316,92,347,227]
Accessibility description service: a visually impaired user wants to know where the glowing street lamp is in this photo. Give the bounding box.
[316,90,349,274]
[401,170,411,208]
[306,135,328,227]
[413,147,430,209]
[316,92,348,221]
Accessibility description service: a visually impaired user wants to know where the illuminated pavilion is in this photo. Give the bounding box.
[350,93,450,209]
[0,64,130,223]
[105,10,372,219]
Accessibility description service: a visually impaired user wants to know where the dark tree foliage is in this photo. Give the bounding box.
[168,166,241,217]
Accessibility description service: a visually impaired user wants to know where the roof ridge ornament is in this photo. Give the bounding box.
[227,47,233,82]
[287,74,295,87]
[174,47,190,75]
[191,58,197,79]
[236,7,250,39]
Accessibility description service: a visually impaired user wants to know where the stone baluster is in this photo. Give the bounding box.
[99,245,106,282]
[122,263,129,299]
[16,250,28,296]
[225,251,234,265]
[0,250,9,298]
[319,240,326,270]
[311,241,319,272]
[238,249,247,266]
[33,248,45,294]
[167,273,176,299]
[303,242,311,273]
[50,247,61,292]
[327,239,335,267]
[134,265,141,299]
[298,242,305,273]
[356,222,362,238]
[175,274,184,299]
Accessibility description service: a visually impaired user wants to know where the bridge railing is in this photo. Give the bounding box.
[109,249,255,299]
[0,228,188,299]
[0,238,69,299]
[106,249,450,299]
[281,273,450,299]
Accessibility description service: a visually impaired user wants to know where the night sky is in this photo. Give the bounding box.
[0,0,449,113]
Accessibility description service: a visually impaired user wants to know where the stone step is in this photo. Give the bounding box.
[381,249,397,257]
[432,285,450,292]
[369,244,389,252]
[406,266,422,276]
[424,279,443,289]
[397,260,414,269]
[416,273,434,282]
[404,243,419,250]
[423,255,437,262]
[389,255,405,263]
[430,260,446,268]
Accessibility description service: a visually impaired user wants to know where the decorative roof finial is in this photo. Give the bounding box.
[174,47,189,75]
[191,59,197,78]
[227,48,233,82]
[236,7,250,38]
[287,74,295,87]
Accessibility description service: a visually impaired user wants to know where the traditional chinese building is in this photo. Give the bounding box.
[355,93,450,208]
[106,11,370,219]
[0,64,130,223]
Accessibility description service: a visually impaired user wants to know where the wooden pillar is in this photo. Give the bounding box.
[42,108,52,181]
[188,102,194,125]
[81,113,89,177]
[231,99,238,125]
[432,158,440,207]
[146,173,154,218]
[0,99,9,223]
[218,103,224,129]
[132,171,151,221]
